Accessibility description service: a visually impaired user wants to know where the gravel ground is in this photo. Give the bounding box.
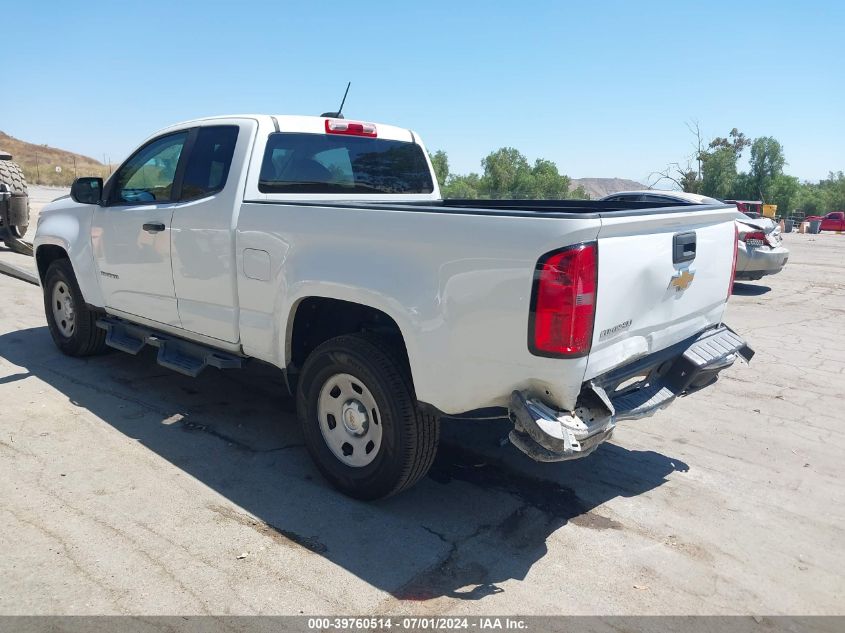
[0,231,842,616]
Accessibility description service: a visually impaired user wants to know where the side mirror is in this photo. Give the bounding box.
[70,177,103,205]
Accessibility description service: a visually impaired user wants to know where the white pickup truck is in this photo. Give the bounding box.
[34,114,752,499]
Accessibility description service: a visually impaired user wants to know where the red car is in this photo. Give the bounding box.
[805,211,845,232]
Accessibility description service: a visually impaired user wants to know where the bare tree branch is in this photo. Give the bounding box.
[649,160,698,191]
[685,119,704,180]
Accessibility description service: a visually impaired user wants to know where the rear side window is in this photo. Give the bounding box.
[181,126,239,201]
[258,132,434,194]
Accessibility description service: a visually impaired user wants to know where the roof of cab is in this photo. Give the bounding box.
[158,114,417,144]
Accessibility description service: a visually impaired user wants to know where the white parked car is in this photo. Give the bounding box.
[601,190,789,281]
[34,116,752,498]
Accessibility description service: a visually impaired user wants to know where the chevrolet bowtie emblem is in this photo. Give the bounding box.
[670,269,695,291]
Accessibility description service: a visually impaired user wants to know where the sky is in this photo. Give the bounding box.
[3,0,843,184]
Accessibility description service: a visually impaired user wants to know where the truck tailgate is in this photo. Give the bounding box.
[585,206,738,380]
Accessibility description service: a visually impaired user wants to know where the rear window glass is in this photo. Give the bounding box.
[258,132,433,194]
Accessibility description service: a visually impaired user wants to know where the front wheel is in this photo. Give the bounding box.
[43,259,108,356]
[297,334,439,500]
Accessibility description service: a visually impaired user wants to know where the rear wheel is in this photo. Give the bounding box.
[297,334,439,500]
[43,259,107,356]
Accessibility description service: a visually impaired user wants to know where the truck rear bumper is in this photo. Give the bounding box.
[508,325,753,462]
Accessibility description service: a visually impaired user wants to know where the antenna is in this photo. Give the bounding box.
[320,82,351,119]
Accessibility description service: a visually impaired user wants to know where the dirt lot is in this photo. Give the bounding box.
[0,230,843,615]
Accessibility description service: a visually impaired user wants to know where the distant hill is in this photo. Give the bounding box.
[570,177,647,199]
[0,131,110,187]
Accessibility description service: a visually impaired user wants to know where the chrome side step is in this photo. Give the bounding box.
[96,317,244,378]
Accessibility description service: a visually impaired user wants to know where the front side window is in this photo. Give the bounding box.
[180,126,239,201]
[258,132,434,194]
[112,132,188,204]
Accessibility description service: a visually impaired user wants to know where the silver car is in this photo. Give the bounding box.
[733,215,789,280]
[600,190,789,281]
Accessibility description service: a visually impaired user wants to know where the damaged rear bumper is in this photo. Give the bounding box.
[509,325,753,462]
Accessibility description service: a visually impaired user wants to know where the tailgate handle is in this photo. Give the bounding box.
[673,232,697,263]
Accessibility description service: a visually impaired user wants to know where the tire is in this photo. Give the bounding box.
[0,158,30,238]
[297,333,439,500]
[43,259,108,356]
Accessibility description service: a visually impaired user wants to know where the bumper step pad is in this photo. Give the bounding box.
[611,384,676,421]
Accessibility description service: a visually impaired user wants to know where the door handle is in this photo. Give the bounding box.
[142,222,166,234]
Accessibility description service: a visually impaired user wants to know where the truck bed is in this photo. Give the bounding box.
[245,197,729,219]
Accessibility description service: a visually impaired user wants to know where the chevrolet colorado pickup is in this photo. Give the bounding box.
[34,115,752,499]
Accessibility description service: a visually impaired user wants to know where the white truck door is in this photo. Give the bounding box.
[169,121,253,343]
[92,131,189,327]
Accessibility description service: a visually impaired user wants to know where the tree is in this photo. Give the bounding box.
[700,147,738,199]
[428,150,449,188]
[708,128,751,158]
[687,120,705,182]
[733,172,755,200]
[527,158,573,199]
[429,147,587,200]
[820,171,845,209]
[650,161,701,193]
[654,126,753,195]
[443,173,481,199]
[767,174,800,216]
[479,147,532,198]
[748,137,786,201]
[794,182,829,215]
[568,184,590,199]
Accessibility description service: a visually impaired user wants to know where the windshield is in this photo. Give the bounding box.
[258,132,434,194]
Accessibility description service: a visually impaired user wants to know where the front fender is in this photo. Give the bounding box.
[34,202,103,307]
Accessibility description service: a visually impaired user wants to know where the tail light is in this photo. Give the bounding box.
[325,118,377,137]
[529,243,597,357]
[728,223,738,300]
[741,230,767,247]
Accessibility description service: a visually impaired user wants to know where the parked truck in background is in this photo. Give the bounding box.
[33,114,752,499]
[805,211,845,232]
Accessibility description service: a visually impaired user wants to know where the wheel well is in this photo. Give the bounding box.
[36,245,69,283]
[289,297,410,372]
